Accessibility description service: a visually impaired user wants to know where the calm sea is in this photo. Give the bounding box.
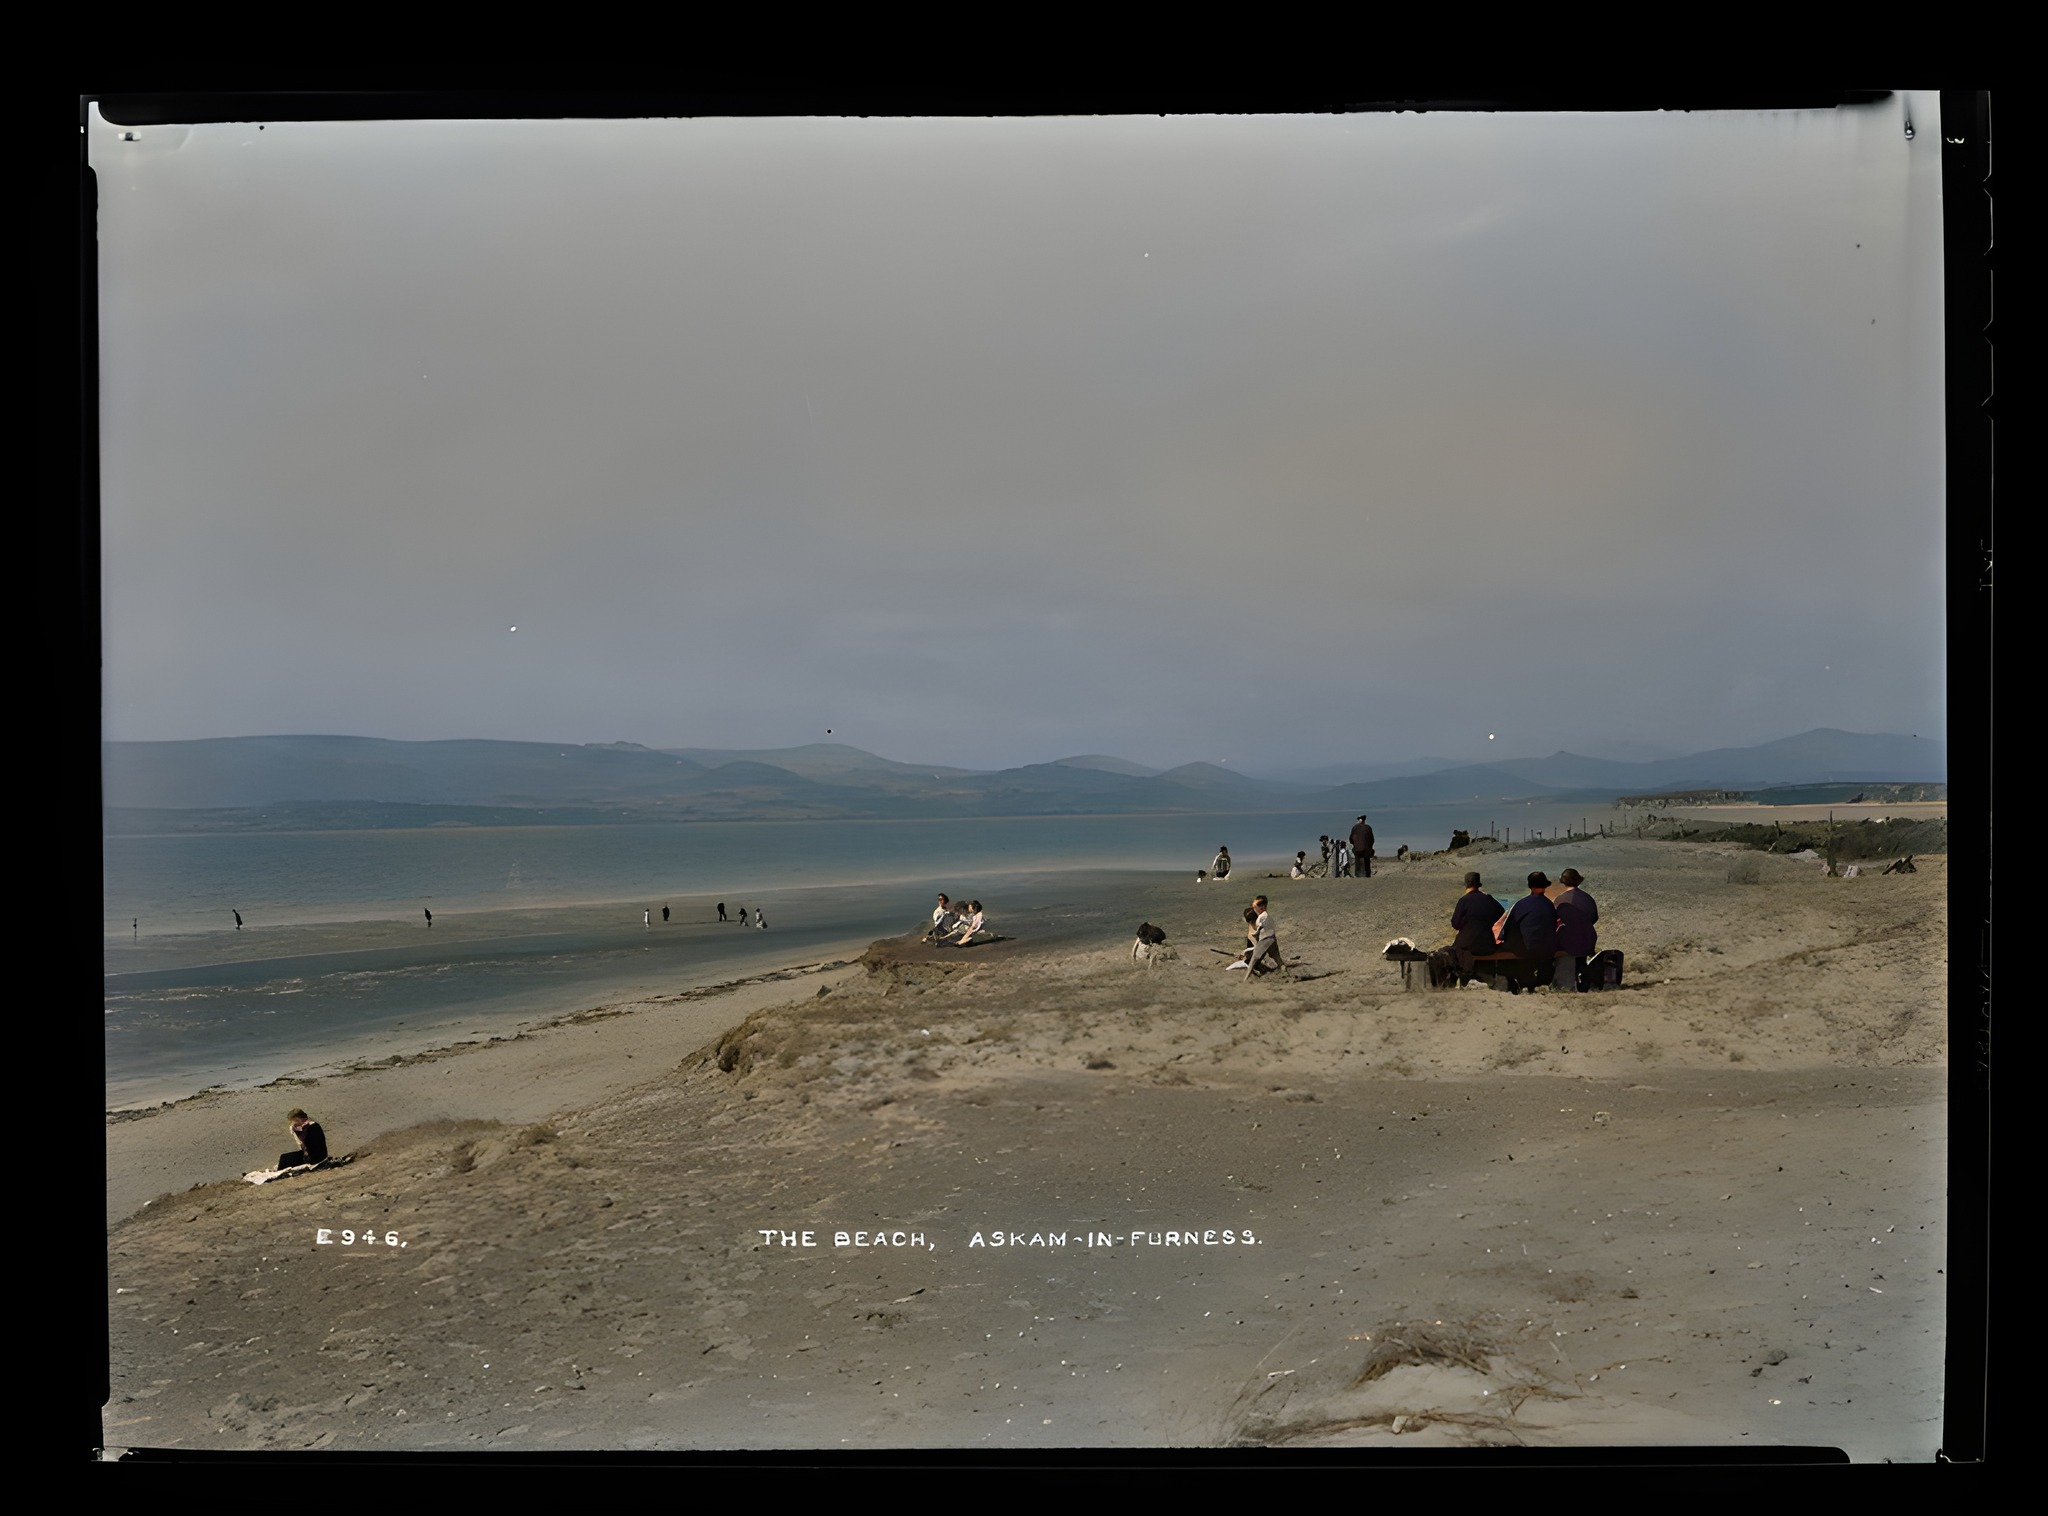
[103,802,1606,1106]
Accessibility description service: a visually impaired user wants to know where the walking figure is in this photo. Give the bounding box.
[662,905,670,923]
[233,910,243,930]
[717,902,729,922]
[424,907,433,928]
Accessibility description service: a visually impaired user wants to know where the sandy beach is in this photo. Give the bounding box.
[103,838,1948,1457]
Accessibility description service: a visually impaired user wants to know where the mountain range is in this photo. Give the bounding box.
[101,729,1946,828]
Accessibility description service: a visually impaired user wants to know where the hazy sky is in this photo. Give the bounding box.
[92,99,1947,773]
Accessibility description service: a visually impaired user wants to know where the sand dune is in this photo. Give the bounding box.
[104,840,1947,1457]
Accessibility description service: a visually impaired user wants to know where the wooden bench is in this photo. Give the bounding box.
[1456,950,1556,992]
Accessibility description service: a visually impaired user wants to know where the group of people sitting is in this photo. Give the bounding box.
[1442,867,1602,992]
[922,893,994,947]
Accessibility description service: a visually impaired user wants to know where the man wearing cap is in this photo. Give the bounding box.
[1503,871,1560,990]
[1349,815,1376,878]
[1553,868,1600,990]
[1449,871,1504,979]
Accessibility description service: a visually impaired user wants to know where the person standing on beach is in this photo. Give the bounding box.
[662,905,670,923]
[233,910,243,930]
[424,907,432,928]
[644,909,651,928]
[754,908,767,929]
[277,1109,328,1170]
[1332,838,1350,878]
[1553,868,1599,991]
[718,902,728,922]
[1318,836,1333,876]
[1350,816,1376,878]
[1211,847,1232,881]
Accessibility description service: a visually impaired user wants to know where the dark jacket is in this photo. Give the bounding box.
[295,1121,329,1164]
[1554,887,1599,957]
[1349,822,1374,856]
[1451,891,1505,954]
[1504,893,1559,957]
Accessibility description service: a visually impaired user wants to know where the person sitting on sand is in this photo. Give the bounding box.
[1450,871,1505,978]
[925,893,961,942]
[754,908,767,929]
[1211,847,1232,881]
[1290,851,1310,879]
[1552,868,1599,991]
[944,901,991,946]
[1502,872,1561,989]
[1227,896,1281,975]
[278,1109,328,1171]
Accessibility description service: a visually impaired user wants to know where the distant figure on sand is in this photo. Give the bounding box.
[1350,815,1376,878]
[1290,852,1310,879]
[1319,836,1333,874]
[662,905,670,923]
[1211,847,1231,881]
[233,910,243,930]
[735,906,746,926]
[718,902,729,922]
[424,907,432,928]
[277,1109,328,1171]
[644,910,651,928]
[754,909,767,929]
[1333,839,1350,878]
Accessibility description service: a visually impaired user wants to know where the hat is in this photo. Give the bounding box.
[1463,872,1482,888]
[1526,871,1551,889]
[1558,868,1583,886]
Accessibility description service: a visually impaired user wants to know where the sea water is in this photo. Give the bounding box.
[103,802,1606,1105]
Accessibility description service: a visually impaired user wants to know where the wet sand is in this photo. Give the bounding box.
[104,840,1948,1457]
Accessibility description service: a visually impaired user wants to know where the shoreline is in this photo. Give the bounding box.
[104,952,866,1122]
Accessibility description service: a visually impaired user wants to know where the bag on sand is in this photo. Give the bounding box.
[1426,947,1461,989]
[1583,950,1624,991]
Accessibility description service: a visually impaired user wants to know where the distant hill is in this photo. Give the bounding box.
[1050,754,1161,778]
[102,728,1943,826]
[1263,756,1467,787]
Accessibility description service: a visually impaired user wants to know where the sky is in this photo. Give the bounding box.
[91,98,1949,774]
